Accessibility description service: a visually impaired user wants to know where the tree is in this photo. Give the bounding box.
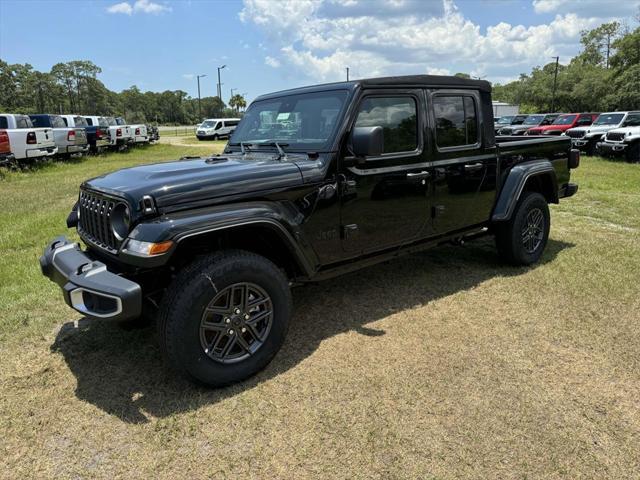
[229,94,247,113]
[578,21,622,68]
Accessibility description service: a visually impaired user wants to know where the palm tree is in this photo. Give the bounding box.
[229,94,247,113]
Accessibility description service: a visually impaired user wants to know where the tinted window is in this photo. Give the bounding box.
[214,122,222,130]
[623,114,640,127]
[433,96,478,148]
[62,117,69,126]
[355,96,417,154]
[226,120,239,127]
[85,117,93,126]
[0,116,8,129]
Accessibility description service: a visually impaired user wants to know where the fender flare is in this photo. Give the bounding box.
[492,160,558,222]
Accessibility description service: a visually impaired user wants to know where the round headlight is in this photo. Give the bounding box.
[111,203,131,241]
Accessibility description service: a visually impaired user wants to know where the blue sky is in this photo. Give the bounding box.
[1,0,638,104]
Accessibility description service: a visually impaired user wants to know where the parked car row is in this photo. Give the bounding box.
[495,111,640,162]
[0,113,160,166]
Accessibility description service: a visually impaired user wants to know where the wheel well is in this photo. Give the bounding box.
[168,225,305,280]
[523,173,557,204]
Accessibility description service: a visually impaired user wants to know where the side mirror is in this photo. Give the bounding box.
[351,126,384,158]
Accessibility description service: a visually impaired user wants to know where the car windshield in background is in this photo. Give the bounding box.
[622,114,640,127]
[511,115,528,125]
[201,121,216,128]
[552,115,577,125]
[116,118,126,125]
[74,116,88,127]
[523,115,544,125]
[496,116,513,125]
[230,90,349,150]
[593,113,624,125]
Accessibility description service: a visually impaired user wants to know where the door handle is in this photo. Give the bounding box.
[464,163,484,171]
[406,171,431,179]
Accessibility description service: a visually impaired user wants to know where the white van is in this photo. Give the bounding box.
[196,118,241,140]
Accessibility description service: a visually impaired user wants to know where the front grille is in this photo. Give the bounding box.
[78,189,120,253]
[606,132,625,142]
[566,130,585,139]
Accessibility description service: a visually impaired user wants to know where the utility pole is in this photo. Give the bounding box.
[551,56,559,112]
[217,65,226,100]
[196,74,207,120]
[346,67,349,81]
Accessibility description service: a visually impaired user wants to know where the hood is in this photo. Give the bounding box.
[83,153,304,210]
[534,124,572,133]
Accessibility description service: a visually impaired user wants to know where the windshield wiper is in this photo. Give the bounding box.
[258,142,289,160]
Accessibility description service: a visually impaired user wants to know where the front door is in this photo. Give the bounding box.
[340,91,431,255]
[428,91,497,234]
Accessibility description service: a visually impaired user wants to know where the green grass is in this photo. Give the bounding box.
[1,154,639,478]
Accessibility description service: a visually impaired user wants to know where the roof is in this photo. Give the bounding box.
[255,74,492,101]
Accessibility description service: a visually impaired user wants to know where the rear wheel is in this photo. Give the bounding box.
[212,134,219,141]
[158,250,291,387]
[495,191,550,266]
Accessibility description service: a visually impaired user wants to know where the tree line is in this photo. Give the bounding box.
[0,59,245,125]
[490,21,640,113]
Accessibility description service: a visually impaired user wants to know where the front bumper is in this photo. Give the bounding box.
[559,183,578,198]
[40,236,142,321]
[596,141,627,155]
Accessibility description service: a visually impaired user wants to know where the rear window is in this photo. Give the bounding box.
[433,95,478,148]
[51,116,66,128]
[115,118,126,125]
[74,116,88,127]
[16,115,34,128]
[98,117,110,127]
[0,117,7,129]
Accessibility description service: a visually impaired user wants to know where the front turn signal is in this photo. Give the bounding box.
[125,239,173,256]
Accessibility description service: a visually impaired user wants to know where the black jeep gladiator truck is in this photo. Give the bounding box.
[41,75,579,387]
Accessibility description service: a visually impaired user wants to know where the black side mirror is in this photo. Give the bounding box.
[351,126,384,158]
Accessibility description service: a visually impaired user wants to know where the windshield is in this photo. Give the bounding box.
[229,90,349,150]
[593,113,624,126]
[115,118,126,125]
[622,114,640,127]
[51,116,67,128]
[105,117,117,126]
[552,114,577,125]
[496,116,513,125]
[201,120,217,128]
[511,115,528,125]
[74,116,88,127]
[523,115,544,125]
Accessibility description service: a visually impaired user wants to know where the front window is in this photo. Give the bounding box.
[496,116,513,125]
[593,113,624,126]
[622,114,640,127]
[201,120,216,128]
[355,96,417,153]
[511,115,528,125]
[523,115,544,125]
[552,115,577,125]
[229,90,349,150]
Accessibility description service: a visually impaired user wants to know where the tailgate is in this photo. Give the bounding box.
[74,128,88,145]
[34,128,55,147]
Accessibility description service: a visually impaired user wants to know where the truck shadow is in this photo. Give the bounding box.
[51,238,573,424]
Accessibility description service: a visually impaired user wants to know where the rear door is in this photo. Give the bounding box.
[340,90,431,254]
[428,90,497,234]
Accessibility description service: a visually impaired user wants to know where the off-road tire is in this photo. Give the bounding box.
[157,250,291,387]
[626,142,640,163]
[495,191,550,266]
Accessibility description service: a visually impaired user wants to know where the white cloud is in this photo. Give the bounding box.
[182,74,195,80]
[107,2,133,15]
[265,56,281,68]
[106,0,171,15]
[240,0,620,84]
[533,0,640,17]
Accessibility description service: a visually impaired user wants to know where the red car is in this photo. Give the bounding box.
[0,129,15,166]
[527,113,599,135]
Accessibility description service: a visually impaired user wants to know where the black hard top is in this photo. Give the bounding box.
[255,74,492,101]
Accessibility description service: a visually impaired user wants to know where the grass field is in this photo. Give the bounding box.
[1,148,639,478]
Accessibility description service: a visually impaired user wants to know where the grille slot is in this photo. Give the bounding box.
[606,132,625,142]
[78,190,120,253]
[566,130,585,139]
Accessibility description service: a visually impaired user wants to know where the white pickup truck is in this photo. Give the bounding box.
[0,113,57,161]
[85,116,132,150]
[116,117,148,144]
[29,114,88,157]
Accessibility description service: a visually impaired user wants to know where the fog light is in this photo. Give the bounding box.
[125,239,173,256]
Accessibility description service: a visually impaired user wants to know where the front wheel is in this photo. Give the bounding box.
[495,191,550,266]
[158,250,291,387]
